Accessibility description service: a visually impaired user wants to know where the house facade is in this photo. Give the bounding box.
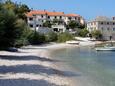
[87,16,115,40]
[26,10,85,33]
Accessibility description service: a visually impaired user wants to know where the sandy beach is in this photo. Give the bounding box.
[0,43,79,86]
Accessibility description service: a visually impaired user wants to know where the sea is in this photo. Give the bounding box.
[50,46,115,86]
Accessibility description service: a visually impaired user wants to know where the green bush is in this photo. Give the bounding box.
[57,32,74,42]
[14,20,32,47]
[77,29,89,37]
[91,30,102,40]
[0,9,27,49]
[45,32,58,42]
[28,31,46,45]
[43,20,52,28]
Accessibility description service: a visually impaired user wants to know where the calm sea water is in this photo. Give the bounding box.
[51,46,115,86]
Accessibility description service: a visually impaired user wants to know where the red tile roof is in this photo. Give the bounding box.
[65,14,80,17]
[47,12,64,16]
[26,10,80,17]
[26,10,47,17]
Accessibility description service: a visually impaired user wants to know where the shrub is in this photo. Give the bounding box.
[57,32,74,42]
[28,31,46,45]
[45,32,58,42]
[14,19,32,47]
[0,9,27,49]
[77,29,89,37]
[91,30,102,40]
[43,20,52,28]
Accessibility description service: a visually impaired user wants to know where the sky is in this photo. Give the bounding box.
[12,0,115,21]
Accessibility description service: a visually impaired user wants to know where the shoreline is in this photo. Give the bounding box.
[0,41,107,86]
[0,43,79,86]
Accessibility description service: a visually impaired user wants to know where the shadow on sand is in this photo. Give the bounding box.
[0,55,59,62]
[0,79,59,86]
[0,55,81,86]
[0,64,80,77]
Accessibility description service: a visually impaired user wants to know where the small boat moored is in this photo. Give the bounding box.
[95,47,115,51]
[95,44,115,51]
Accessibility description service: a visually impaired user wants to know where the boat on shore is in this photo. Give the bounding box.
[66,40,79,45]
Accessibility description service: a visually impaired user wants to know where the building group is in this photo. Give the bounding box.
[26,10,85,33]
[26,10,115,40]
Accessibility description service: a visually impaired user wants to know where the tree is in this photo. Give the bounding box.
[77,29,89,37]
[52,19,59,24]
[15,4,30,20]
[43,20,52,28]
[14,19,31,47]
[0,9,27,49]
[2,0,16,11]
[67,20,85,30]
[91,30,102,40]
[52,19,64,25]
[77,23,85,29]
[67,20,77,29]
[0,1,33,49]
[2,0,30,21]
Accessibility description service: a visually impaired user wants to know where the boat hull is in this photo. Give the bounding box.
[66,41,79,45]
[95,47,115,51]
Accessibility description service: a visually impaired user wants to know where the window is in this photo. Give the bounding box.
[101,22,103,25]
[78,17,80,20]
[48,16,50,19]
[29,18,33,21]
[113,22,115,25]
[40,25,42,27]
[113,28,115,31]
[68,17,71,20]
[55,16,57,19]
[36,25,39,27]
[60,16,62,19]
[41,15,43,18]
[113,17,115,20]
[29,24,33,27]
[75,17,77,20]
[107,28,109,30]
[107,22,109,25]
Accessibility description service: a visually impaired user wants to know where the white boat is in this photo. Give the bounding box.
[95,47,115,51]
[66,40,79,45]
[95,44,115,51]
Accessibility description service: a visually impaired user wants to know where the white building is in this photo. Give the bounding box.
[87,16,115,40]
[26,10,85,33]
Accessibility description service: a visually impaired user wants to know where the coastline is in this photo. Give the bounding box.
[0,43,78,86]
[0,41,105,86]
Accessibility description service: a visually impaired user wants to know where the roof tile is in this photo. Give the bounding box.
[26,10,80,17]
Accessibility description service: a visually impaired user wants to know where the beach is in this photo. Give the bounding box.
[0,43,78,86]
[0,41,107,86]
